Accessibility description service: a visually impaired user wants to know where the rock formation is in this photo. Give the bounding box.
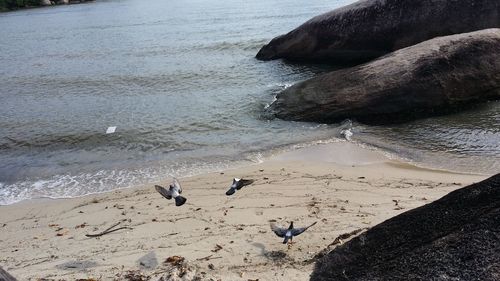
[0,0,94,11]
[256,0,500,64]
[310,173,500,281]
[267,29,500,124]
[0,266,17,281]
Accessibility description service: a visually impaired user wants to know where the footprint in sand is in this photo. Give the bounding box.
[308,197,321,217]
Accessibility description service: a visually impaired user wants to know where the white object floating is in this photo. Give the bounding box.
[106,126,117,134]
[340,128,353,141]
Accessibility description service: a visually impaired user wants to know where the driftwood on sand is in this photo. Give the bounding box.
[85,222,133,238]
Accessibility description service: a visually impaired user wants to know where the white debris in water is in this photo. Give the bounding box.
[106,126,116,134]
[339,119,353,141]
[340,128,353,141]
[264,95,278,109]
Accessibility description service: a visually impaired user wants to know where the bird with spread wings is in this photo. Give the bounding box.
[270,221,317,244]
[155,177,187,207]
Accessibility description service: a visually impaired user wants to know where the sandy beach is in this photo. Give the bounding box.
[0,142,488,280]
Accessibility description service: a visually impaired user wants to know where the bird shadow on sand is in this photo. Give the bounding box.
[252,242,289,262]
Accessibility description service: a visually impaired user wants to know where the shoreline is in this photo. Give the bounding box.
[0,139,489,207]
[0,142,489,280]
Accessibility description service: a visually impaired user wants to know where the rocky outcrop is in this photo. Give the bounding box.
[0,266,17,281]
[0,0,94,11]
[267,29,500,125]
[310,173,500,281]
[256,0,500,64]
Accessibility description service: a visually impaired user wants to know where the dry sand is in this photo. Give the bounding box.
[0,142,488,280]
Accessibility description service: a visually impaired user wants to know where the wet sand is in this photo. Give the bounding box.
[0,142,487,280]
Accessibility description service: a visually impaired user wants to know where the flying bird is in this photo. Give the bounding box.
[155,177,187,206]
[270,221,317,244]
[225,178,254,196]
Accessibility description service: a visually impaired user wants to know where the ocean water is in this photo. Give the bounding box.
[0,0,498,205]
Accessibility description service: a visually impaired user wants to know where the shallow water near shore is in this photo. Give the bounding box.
[0,0,499,205]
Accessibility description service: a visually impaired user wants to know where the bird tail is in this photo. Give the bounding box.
[226,188,236,196]
[175,196,187,206]
[283,236,289,244]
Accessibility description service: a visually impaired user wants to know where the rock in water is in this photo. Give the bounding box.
[256,0,500,63]
[267,29,500,125]
[310,173,500,281]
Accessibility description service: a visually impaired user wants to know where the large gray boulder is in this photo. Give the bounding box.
[0,266,17,281]
[267,29,500,124]
[256,0,500,63]
[311,173,500,281]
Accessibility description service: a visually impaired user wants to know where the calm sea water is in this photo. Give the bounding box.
[0,0,498,205]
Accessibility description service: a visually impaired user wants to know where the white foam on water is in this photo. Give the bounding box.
[264,95,278,109]
[266,82,294,89]
[340,128,353,141]
[248,152,265,163]
[0,157,243,206]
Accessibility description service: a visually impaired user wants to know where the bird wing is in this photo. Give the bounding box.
[270,222,288,237]
[240,179,254,187]
[226,187,236,196]
[234,178,254,190]
[155,185,172,200]
[172,177,182,194]
[291,221,317,236]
